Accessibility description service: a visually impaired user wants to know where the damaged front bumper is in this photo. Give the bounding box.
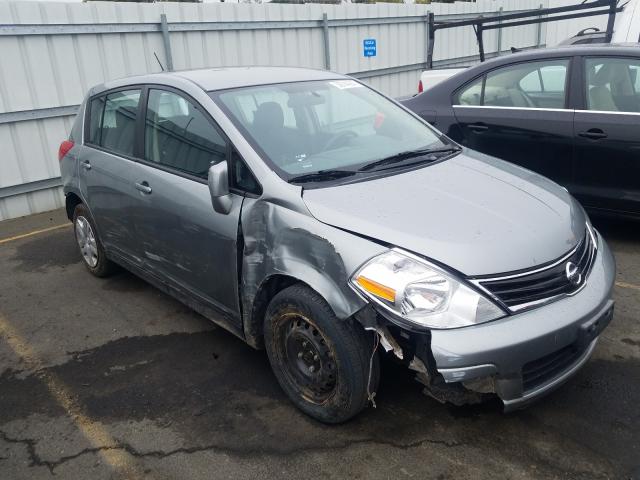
[368,234,616,411]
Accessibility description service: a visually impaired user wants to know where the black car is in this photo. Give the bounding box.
[402,44,640,219]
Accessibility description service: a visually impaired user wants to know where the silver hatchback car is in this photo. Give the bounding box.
[60,67,615,423]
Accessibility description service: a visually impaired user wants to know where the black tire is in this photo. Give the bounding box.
[264,283,380,423]
[72,204,116,278]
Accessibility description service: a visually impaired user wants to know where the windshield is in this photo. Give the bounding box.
[211,79,447,180]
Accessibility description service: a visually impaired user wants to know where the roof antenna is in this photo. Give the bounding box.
[154,52,165,72]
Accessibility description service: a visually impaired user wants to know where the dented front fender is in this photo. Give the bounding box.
[240,194,387,345]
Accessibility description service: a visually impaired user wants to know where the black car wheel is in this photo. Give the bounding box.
[264,283,379,423]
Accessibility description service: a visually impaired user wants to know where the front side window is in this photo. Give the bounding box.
[585,57,640,113]
[455,59,569,109]
[101,90,141,156]
[212,79,445,178]
[144,89,227,179]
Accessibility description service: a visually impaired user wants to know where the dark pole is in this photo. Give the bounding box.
[605,0,617,42]
[426,12,435,70]
[475,23,485,62]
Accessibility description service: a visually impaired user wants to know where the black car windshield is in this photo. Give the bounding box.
[211,79,448,180]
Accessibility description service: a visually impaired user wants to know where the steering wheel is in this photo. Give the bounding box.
[322,131,357,151]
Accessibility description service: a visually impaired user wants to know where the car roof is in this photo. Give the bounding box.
[92,66,346,96]
[485,43,640,64]
[175,66,345,91]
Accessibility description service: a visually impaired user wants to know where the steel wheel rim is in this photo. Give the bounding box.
[276,312,338,404]
[75,216,98,268]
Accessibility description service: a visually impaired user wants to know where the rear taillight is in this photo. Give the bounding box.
[418,80,424,93]
[58,140,74,162]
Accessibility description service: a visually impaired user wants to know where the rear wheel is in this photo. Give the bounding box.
[73,204,116,277]
[264,284,379,423]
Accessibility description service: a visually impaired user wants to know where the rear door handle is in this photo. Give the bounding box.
[468,123,489,133]
[135,181,152,194]
[578,129,608,140]
[81,160,91,170]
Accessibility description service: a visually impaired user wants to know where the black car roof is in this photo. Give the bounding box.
[451,43,640,80]
[481,43,639,66]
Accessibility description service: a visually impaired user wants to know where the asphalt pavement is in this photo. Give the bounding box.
[0,209,638,479]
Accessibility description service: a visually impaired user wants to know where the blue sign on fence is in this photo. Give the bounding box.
[363,39,377,57]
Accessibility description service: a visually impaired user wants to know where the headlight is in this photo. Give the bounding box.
[351,249,505,329]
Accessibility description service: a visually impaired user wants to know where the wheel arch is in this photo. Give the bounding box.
[65,191,83,221]
[243,271,361,350]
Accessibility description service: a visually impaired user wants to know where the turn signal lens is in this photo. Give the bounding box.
[356,276,396,303]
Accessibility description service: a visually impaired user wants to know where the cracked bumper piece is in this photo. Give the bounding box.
[430,234,616,411]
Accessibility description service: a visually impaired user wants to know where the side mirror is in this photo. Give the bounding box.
[208,162,232,215]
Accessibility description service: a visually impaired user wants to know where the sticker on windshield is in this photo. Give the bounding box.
[329,80,363,90]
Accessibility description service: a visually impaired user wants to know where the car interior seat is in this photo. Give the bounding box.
[588,64,619,111]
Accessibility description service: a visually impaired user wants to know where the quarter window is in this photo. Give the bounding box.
[585,57,640,113]
[144,89,227,179]
[455,60,569,109]
[88,96,105,145]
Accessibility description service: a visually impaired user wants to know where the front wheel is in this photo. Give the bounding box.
[264,284,379,423]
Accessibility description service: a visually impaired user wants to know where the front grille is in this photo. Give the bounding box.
[522,343,584,391]
[476,228,596,311]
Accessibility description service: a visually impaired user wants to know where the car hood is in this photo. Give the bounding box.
[302,151,586,276]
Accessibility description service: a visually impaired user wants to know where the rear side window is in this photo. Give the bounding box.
[87,89,141,156]
[144,89,227,179]
[101,90,141,156]
[455,59,569,109]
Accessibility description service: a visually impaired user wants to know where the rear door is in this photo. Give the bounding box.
[80,88,144,265]
[573,55,640,215]
[452,58,575,187]
[133,86,245,320]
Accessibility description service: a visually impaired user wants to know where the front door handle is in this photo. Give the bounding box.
[81,160,91,170]
[578,129,608,140]
[135,181,152,194]
[468,123,489,133]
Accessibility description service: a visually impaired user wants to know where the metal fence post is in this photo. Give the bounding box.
[536,4,543,47]
[160,13,174,71]
[496,6,503,55]
[322,13,331,71]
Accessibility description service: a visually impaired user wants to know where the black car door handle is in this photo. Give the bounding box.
[578,129,608,140]
[81,160,91,170]
[468,123,489,132]
[135,182,152,194]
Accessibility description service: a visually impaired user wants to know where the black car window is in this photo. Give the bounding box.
[585,57,640,113]
[101,90,141,156]
[145,89,227,179]
[455,60,569,109]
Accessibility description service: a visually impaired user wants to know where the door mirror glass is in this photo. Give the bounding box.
[208,162,232,214]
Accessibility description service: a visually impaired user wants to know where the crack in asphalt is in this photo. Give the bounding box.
[0,427,462,475]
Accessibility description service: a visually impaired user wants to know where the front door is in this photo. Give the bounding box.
[133,87,244,320]
[573,55,640,215]
[80,88,144,266]
[452,58,575,187]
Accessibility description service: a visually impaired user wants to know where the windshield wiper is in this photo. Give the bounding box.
[359,145,461,172]
[288,169,358,184]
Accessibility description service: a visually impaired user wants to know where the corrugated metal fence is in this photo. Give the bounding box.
[0,0,604,221]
